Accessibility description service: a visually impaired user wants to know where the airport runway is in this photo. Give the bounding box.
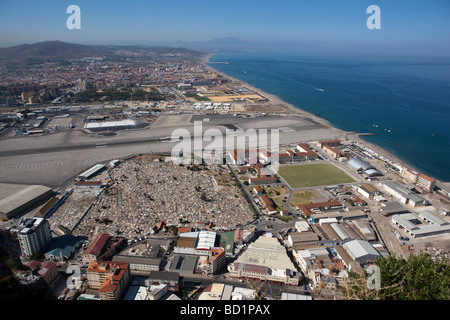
[0,114,344,188]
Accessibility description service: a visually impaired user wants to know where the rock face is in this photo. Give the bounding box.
[0,230,55,300]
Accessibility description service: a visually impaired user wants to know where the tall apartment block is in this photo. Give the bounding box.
[16,217,52,257]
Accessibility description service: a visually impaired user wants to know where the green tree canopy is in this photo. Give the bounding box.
[345,253,450,300]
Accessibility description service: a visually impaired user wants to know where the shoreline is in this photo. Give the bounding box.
[202,51,446,185]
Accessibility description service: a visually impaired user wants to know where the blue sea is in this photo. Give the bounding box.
[209,51,450,182]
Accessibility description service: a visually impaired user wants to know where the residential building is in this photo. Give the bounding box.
[26,260,58,285]
[87,260,131,300]
[416,174,436,193]
[16,217,52,257]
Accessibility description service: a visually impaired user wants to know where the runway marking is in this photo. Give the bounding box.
[3,162,64,170]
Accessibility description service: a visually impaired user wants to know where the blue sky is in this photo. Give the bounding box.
[0,0,449,56]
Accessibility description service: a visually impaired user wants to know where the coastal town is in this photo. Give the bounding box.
[0,42,449,302]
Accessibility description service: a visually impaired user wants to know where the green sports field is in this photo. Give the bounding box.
[278,163,355,188]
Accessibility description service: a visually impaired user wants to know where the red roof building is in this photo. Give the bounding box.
[87,260,131,300]
[82,233,111,266]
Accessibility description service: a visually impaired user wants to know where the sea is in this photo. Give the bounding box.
[208,51,450,183]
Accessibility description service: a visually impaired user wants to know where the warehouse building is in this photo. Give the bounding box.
[83,119,143,132]
[287,232,319,250]
[356,183,380,200]
[379,201,409,216]
[347,157,374,171]
[392,212,450,238]
[0,185,53,219]
[342,239,380,264]
[381,180,428,207]
[78,164,106,180]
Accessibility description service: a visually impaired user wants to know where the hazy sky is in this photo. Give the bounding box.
[0,0,449,56]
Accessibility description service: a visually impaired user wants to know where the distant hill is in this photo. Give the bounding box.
[0,40,205,65]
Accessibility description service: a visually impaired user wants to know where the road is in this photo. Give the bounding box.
[0,135,165,158]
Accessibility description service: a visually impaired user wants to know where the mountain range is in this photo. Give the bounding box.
[0,40,205,65]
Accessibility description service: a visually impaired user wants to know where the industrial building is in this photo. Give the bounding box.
[342,239,380,264]
[356,183,380,200]
[379,201,409,216]
[347,157,374,171]
[83,119,142,132]
[0,184,53,219]
[381,180,428,207]
[392,211,450,238]
[168,254,198,275]
[78,164,106,180]
[287,232,319,250]
[347,157,381,176]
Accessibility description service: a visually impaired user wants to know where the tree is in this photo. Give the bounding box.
[343,253,450,300]
[5,257,26,271]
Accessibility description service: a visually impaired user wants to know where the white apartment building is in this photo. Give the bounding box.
[16,217,52,257]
